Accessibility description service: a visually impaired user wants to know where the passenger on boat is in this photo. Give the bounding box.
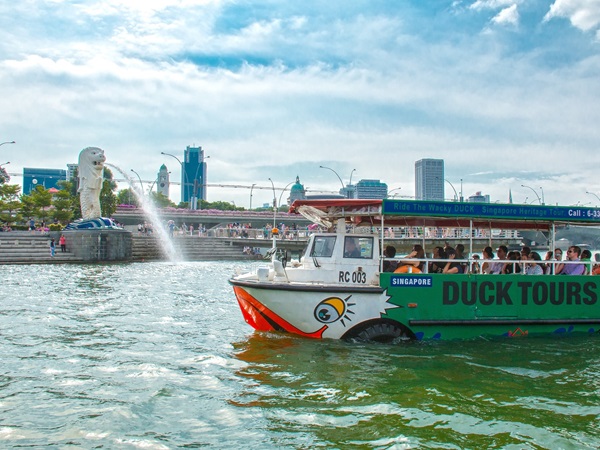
[490,245,508,274]
[520,246,531,272]
[343,237,362,258]
[470,254,481,274]
[581,249,592,275]
[382,245,398,272]
[455,244,469,273]
[524,251,544,275]
[542,251,554,274]
[502,251,522,274]
[442,248,464,274]
[556,246,585,275]
[428,246,447,274]
[398,244,425,272]
[481,246,494,274]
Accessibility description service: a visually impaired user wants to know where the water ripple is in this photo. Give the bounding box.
[1,262,600,448]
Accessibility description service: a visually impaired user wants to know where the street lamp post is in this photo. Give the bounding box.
[521,184,542,205]
[0,161,9,167]
[191,155,210,210]
[249,183,257,211]
[268,178,277,229]
[539,186,545,205]
[278,181,295,208]
[130,169,144,193]
[161,151,191,209]
[387,187,402,198]
[444,179,458,201]
[586,191,600,204]
[319,165,346,197]
[349,169,356,185]
[0,141,15,147]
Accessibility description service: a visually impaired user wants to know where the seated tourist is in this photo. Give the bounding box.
[428,246,447,274]
[481,246,494,274]
[455,243,469,273]
[382,245,398,272]
[398,244,426,272]
[490,245,508,274]
[502,251,522,274]
[581,249,592,275]
[556,246,585,275]
[470,254,481,274]
[524,251,544,275]
[442,248,464,274]
[547,248,564,274]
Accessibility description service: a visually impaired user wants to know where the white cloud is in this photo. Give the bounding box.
[1,1,600,207]
[544,0,600,31]
[492,4,519,25]
[469,0,521,11]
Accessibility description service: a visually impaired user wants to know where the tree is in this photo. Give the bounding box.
[29,185,53,223]
[117,188,140,207]
[52,180,75,225]
[100,167,118,217]
[150,192,176,208]
[19,193,37,223]
[0,184,22,227]
[0,166,10,185]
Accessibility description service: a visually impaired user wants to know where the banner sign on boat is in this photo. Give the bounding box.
[382,200,600,223]
[391,275,433,287]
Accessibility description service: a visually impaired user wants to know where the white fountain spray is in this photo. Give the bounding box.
[106,164,180,262]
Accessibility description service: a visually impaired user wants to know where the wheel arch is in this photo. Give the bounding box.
[341,318,416,342]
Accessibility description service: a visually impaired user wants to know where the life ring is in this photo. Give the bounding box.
[394,265,422,274]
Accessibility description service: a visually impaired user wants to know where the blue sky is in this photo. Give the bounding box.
[1,0,599,207]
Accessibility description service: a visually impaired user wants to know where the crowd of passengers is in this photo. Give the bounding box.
[382,243,600,275]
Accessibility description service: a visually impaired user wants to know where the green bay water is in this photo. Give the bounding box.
[1,262,599,449]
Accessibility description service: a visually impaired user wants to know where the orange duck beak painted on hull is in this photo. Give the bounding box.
[233,286,327,339]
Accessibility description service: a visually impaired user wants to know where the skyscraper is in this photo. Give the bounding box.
[182,145,208,208]
[415,159,444,201]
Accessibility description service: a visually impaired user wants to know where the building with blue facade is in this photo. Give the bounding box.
[182,146,208,209]
[22,168,67,195]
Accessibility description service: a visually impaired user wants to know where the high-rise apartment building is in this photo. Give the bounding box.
[415,159,444,201]
[182,145,208,208]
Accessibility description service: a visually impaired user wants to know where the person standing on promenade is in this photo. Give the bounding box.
[59,234,66,253]
[49,238,56,258]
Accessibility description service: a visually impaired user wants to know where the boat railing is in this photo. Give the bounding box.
[382,257,597,275]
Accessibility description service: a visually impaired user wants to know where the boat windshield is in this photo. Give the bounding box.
[310,236,336,258]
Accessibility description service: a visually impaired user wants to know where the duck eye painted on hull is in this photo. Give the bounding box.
[314,296,354,324]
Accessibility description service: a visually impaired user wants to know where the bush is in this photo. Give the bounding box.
[49,223,63,231]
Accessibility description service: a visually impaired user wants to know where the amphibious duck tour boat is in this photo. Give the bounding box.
[229,199,600,341]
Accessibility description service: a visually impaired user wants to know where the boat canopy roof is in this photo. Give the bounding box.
[289,199,600,231]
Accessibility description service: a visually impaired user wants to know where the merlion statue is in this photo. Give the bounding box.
[78,147,106,219]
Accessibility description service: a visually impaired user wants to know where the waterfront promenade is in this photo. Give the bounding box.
[0,230,521,264]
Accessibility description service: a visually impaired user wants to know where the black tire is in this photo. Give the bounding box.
[344,320,413,343]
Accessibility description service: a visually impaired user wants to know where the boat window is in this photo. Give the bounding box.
[310,236,336,258]
[344,236,374,259]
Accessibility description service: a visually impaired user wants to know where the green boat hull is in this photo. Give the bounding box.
[381,273,600,340]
